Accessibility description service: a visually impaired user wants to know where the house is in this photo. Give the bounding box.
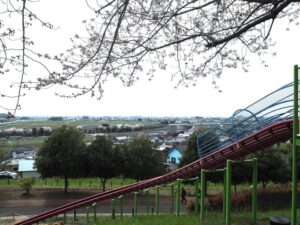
[114,136,130,144]
[18,159,40,178]
[156,143,173,151]
[165,147,183,171]
[10,146,36,159]
[1,158,20,172]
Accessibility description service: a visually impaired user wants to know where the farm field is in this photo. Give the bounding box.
[0,118,160,130]
[0,117,166,153]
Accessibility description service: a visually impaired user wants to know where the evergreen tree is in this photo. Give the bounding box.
[87,136,122,191]
[35,125,86,193]
[121,135,165,181]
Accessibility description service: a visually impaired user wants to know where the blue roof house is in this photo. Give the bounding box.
[166,147,182,170]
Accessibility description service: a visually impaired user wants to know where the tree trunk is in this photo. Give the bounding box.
[100,178,107,192]
[102,180,106,192]
[64,176,68,193]
[26,187,30,195]
[234,185,238,211]
[262,181,267,189]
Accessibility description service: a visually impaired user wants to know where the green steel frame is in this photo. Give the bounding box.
[225,158,257,225]
[292,64,299,225]
[200,168,226,222]
[176,179,181,216]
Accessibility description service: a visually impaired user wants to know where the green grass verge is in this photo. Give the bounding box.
[49,209,298,225]
[0,177,138,190]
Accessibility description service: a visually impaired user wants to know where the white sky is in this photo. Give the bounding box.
[2,0,300,118]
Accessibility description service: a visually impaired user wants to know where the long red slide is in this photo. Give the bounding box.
[15,119,292,225]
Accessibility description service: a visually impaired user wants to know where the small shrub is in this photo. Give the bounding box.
[205,187,298,212]
[187,187,300,212]
[186,199,196,212]
[19,178,35,195]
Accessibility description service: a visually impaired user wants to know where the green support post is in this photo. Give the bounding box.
[73,210,77,221]
[200,169,206,222]
[195,177,199,214]
[134,192,138,216]
[292,64,299,225]
[63,212,66,224]
[86,206,90,223]
[119,195,124,218]
[176,179,181,216]
[223,169,227,220]
[145,189,150,215]
[111,198,115,219]
[252,158,258,224]
[155,186,160,215]
[171,184,175,214]
[225,159,258,224]
[92,202,97,222]
[225,160,232,225]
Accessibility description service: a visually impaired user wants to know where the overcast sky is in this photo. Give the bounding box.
[2,0,299,118]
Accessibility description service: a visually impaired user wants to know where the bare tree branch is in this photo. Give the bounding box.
[1,0,300,105]
[0,0,56,117]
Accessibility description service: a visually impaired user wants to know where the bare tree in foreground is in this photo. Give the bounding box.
[0,0,54,116]
[1,0,300,112]
[38,0,299,99]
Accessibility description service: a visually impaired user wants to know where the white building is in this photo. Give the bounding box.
[18,159,40,178]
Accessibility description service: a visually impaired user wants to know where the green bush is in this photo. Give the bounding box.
[19,178,35,195]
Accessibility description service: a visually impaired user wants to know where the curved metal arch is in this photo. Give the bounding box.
[197,81,299,158]
[231,108,262,141]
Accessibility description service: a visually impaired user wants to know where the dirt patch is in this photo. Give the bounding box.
[0,187,102,218]
[0,187,101,201]
[0,216,31,225]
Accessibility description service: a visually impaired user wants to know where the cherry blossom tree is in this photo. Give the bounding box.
[39,0,299,100]
[1,0,300,112]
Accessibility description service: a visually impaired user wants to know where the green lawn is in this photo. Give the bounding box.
[0,177,138,190]
[47,209,298,225]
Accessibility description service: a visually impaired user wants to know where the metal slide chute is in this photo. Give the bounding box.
[16,82,296,225]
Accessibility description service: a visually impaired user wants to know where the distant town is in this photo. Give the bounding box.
[0,114,227,177]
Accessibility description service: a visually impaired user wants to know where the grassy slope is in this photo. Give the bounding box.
[53,210,297,225]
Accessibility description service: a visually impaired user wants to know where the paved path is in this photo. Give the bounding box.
[0,194,189,225]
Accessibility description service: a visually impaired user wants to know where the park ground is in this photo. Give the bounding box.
[0,183,299,225]
[0,186,181,225]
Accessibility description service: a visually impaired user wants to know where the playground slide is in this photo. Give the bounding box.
[15,82,295,225]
